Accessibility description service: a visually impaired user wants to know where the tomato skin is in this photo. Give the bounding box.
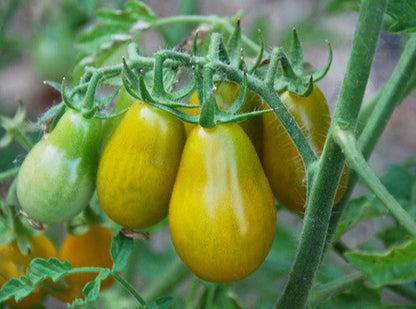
[0,235,57,308]
[184,81,264,157]
[16,109,102,224]
[262,87,348,215]
[169,124,276,283]
[0,235,57,267]
[97,101,186,229]
[53,225,114,303]
[99,87,136,153]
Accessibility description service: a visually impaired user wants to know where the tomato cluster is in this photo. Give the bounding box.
[15,80,347,285]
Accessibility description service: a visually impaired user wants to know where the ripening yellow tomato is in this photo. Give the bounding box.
[169,123,276,283]
[262,86,349,215]
[97,101,186,229]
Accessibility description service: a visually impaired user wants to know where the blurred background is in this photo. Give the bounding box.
[0,1,415,308]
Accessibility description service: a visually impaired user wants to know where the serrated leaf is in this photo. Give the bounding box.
[82,269,110,302]
[0,278,33,303]
[75,0,157,55]
[144,296,173,309]
[385,0,416,33]
[69,298,98,309]
[29,257,72,282]
[334,195,389,241]
[77,25,132,50]
[125,0,157,20]
[96,9,140,28]
[346,240,416,287]
[110,232,133,272]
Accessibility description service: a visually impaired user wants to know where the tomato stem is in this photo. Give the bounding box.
[110,272,147,306]
[276,0,387,307]
[333,128,416,237]
[325,31,416,257]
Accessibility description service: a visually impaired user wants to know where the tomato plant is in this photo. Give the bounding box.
[97,101,186,229]
[1,1,416,308]
[169,123,276,282]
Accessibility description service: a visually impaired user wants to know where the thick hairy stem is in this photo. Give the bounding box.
[276,0,387,308]
[334,128,416,236]
[325,32,416,252]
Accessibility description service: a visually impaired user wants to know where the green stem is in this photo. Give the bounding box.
[141,258,189,302]
[276,1,386,308]
[358,35,416,159]
[111,272,147,306]
[308,272,365,308]
[333,128,416,236]
[325,36,416,252]
[14,128,33,151]
[208,60,317,168]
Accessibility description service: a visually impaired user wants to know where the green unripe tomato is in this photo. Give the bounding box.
[16,109,102,224]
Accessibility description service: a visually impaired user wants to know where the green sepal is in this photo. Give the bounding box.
[224,70,248,115]
[273,30,332,96]
[248,29,264,74]
[208,32,230,64]
[227,20,242,67]
[61,78,81,112]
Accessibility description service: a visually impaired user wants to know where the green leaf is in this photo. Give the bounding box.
[315,282,411,309]
[69,298,98,309]
[0,278,33,303]
[29,258,72,282]
[385,0,416,33]
[334,195,389,241]
[346,240,416,287]
[75,0,157,63]
[82,269,110,302]
[111,232,134,272]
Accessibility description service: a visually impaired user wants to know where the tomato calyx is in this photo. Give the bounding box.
[273,28,333,97]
